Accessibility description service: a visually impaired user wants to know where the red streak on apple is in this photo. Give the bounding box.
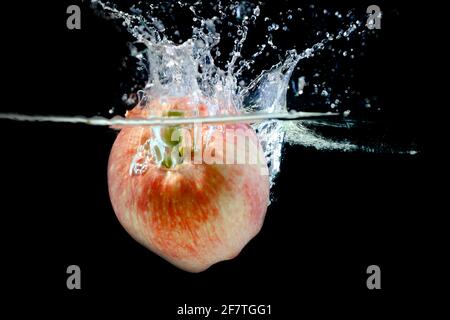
[107,98,270,272]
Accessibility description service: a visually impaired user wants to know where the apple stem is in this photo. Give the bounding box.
[158,110,185,169]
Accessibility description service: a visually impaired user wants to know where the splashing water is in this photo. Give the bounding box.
[0,1,418,188]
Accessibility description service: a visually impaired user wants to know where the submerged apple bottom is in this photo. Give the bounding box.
[108,124,270,272]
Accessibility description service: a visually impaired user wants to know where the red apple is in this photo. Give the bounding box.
[107,97,270,272]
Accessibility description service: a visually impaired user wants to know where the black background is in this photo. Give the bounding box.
[0,0,437,317]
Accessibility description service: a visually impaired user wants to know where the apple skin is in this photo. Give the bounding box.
[107,99,270,272]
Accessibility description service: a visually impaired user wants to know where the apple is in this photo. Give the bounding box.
[107,97,270,272]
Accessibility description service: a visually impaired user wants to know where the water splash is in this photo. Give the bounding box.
[0,1,418,189]
[92,1,367,186]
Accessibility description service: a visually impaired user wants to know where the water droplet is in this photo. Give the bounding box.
[268,23,279,31]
